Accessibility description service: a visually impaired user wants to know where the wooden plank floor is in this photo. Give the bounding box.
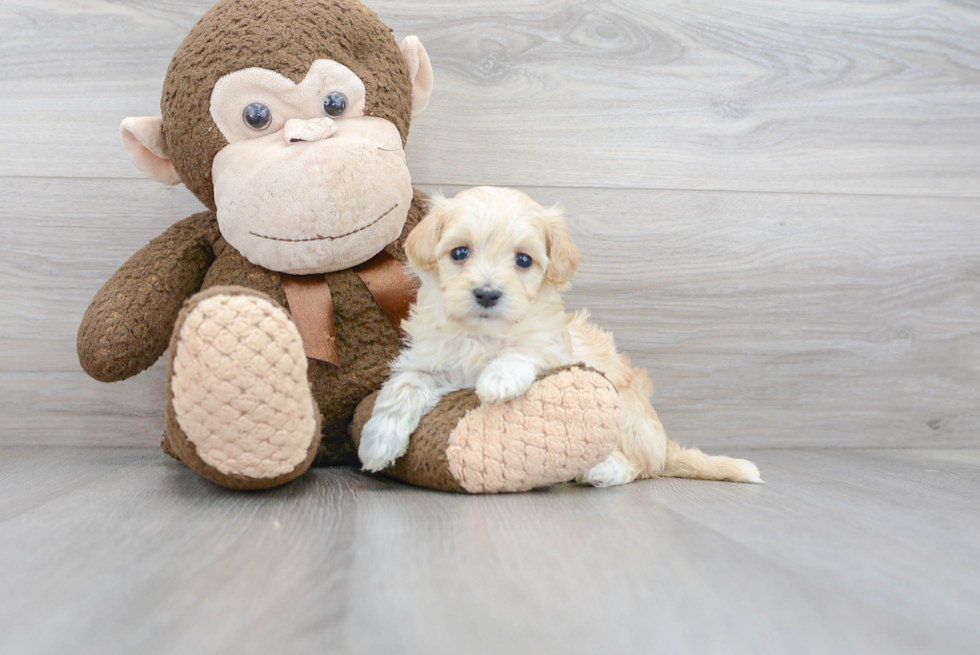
[1,446,978,655]
[1,2,978,652]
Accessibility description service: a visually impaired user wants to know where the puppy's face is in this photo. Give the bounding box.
[406,187,581,328]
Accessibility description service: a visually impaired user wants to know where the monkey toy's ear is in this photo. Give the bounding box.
[399,36,434,119]
[120,117,182,186]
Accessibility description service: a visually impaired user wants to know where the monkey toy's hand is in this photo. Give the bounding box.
[77,212,219,383]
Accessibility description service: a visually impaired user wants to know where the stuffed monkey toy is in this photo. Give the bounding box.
[78,0,622,492]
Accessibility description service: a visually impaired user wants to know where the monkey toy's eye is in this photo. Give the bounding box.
[322,92,348,118]
[451,247,469,262]
[242,103,272,130]
[515,253,533,269]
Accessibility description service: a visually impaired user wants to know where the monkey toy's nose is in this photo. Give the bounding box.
[473,286,502,308]
[284,117,338,144]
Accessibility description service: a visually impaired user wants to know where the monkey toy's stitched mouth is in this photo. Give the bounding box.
[248,204,398,243]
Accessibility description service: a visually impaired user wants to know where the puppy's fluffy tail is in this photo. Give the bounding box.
[663,440,762,483]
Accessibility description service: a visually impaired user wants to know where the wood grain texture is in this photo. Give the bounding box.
[2,178,977,448]
[0,446,978,655]
[1,0,979,195]
[0,446,144,522]
[3,3,978,652]
[1,0,978,449]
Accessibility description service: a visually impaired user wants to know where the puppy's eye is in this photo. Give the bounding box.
[515,253,533,269]
[451,247,469,262]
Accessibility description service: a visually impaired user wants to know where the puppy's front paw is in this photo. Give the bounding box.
[579,455,632,488]
[358,413,412,472]
[476,361,536,404]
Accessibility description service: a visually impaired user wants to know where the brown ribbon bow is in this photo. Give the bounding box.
[280,250,417,366]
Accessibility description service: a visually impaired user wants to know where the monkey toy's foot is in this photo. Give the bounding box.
[164,287,321,490]
[351,365,623,493]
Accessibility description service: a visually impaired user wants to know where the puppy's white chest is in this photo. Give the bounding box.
[454,335,507,384]
[470,334,505,353]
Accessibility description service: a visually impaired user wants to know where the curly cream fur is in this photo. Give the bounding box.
[358,187,761,485]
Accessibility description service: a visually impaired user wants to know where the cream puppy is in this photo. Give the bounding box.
[358,187,761,486]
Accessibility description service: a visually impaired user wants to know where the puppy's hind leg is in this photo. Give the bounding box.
[581,361,762,485]
[622,367,762,483]
[579,449,633,488]
[580,369,667,487]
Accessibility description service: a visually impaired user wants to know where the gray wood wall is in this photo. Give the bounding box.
[2,0,978,450]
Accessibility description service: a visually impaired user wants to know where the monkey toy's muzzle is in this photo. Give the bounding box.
[212,116,412,275]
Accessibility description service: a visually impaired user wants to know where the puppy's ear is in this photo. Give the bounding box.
[406,198,449,271]
[543,206,581,284]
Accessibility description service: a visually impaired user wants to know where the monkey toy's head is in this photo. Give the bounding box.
[120,0,433,275]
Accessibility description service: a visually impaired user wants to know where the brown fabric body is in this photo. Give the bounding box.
[161,0,414,210]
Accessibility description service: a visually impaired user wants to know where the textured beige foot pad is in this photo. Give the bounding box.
[167,287,320,489]
[352,365,623,493]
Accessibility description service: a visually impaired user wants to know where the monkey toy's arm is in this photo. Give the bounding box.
[78,211,220,382]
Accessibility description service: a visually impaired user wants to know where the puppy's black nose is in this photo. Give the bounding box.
[473,286,502,308]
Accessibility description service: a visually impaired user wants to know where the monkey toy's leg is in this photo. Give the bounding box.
[350,365,623,493]
[162,286,322,490]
